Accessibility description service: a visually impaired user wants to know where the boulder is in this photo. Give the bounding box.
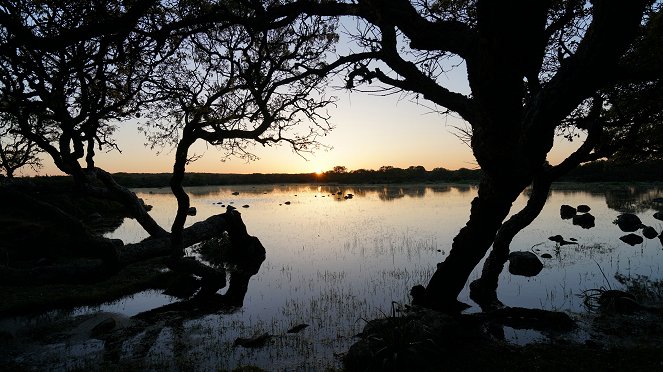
[573,213,595,229]
[560,205,576,219]
[508,251,544,277]
[615,213,643,232]
[620,233,644,246]
[654,211,663,221]
[577,204,591,213]
[642,226,658,239]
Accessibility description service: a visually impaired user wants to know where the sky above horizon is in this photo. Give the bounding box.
[31,88,583,177]
[28,51,584,177]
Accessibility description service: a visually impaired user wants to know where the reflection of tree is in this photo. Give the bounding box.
[604,187,663,213]
[451,185,472,194]
[376,186,427,201]
[102,236,266,363]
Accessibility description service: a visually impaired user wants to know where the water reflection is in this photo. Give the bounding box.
[6,183,663,370]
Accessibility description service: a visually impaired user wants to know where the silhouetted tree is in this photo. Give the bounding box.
[259,0,663,310]
[0,1,339,286]
[0,113,42,178]
[140,6,338,264]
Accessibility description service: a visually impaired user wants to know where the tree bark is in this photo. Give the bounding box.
[416,178,522,311]
[469,114,604,311]
[469,175,553,311]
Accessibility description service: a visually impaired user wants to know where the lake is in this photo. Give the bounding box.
[5,183,663,370]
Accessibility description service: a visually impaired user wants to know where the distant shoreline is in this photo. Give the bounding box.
[13,159,663,189]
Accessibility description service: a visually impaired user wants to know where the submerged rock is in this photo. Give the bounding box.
[642,226,658,239]
[508,251,543,277]
[573,213,595,229]
[615,213,643,232]
[620,233,644,246]
[560,205,576,219]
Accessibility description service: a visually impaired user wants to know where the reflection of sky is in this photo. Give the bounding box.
[109,184,663,313]
[97,184,663,369]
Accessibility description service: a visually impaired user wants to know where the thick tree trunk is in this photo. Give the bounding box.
[469,175,553,311]
[468,120,603,311]
[416,178,522,311]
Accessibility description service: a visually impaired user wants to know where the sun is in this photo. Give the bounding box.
[315,169,323,175]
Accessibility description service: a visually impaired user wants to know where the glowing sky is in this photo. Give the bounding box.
[33,89,582,177]
[32,58,583,177]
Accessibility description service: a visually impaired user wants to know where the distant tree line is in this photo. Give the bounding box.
[17,160,662,190]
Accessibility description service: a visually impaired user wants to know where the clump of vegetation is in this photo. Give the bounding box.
[615,274,663,305]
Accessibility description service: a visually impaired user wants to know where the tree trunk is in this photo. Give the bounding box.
[416,178,522,311]
[469,175,553,311]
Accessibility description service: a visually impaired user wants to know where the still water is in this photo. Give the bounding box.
[9,184,663,369]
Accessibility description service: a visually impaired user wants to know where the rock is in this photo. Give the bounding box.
[576,204,591,213]
[615,213,643,232]
[90,317,117,338]
[284,201,291,205]
[572,213,595,229]
[287,324,310,333]
[232,191,240,196]
[540,253,552,259]
[560,205,576,219]
[654,211,663,221]
[508,251,544,277]
[187,206,197,216]
[642,226,658,239]
[242,205,249,208]
[620,233,644,246]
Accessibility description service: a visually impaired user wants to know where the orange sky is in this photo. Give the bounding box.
[32,90,583,177]
[29,61,584,177]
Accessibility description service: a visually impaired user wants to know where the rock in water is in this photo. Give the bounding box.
[573,213,595,229]
[642,226,658,239]
[654,211,663,221]
[508,251,544,277]
[560,205,576,219]
[615,213,642,232]
[620,233,644,246]
[577,204,591,213]
[187,206,197,216]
